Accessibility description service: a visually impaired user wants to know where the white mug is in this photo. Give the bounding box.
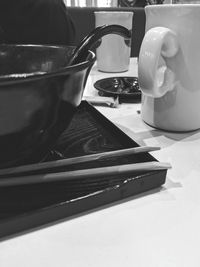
[138,4,200,132]
[95,11,133,73]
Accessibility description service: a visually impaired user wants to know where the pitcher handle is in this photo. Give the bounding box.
[138,27,179,98]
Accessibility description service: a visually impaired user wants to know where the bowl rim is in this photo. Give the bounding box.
[0,44,96,84]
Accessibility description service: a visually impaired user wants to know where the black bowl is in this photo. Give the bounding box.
[0,44,95,168]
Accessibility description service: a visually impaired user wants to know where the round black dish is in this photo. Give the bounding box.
[94,76,141,102]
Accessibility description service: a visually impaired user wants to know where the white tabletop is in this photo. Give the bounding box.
[1,58,200,267]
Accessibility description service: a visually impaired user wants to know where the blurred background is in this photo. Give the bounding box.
[64,0,146,7]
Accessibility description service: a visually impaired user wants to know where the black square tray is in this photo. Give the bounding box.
[0,101,167,239]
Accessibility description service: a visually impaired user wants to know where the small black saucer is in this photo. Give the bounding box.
[94,76,141,102]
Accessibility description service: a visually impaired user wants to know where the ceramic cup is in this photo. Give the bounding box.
[94,11,133,73]
[138,4,200,132]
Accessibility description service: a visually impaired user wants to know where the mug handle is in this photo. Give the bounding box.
[138,27,179,98]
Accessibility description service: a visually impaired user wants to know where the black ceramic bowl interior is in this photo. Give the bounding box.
[0,44,95,168]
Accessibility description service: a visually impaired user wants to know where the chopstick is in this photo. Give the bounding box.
[0,161,171,187]
[0,146,160,176]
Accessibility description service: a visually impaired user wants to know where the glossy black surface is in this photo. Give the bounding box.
[94,76,141,102]
[70,25,131,65]
[0,44,96,168]
[0,101,167,239]
[0,25,132,168]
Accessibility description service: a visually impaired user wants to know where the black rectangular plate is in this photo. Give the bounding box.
[0,101,167,239]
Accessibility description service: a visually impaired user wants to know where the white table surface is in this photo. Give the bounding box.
[1,58,200,267]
